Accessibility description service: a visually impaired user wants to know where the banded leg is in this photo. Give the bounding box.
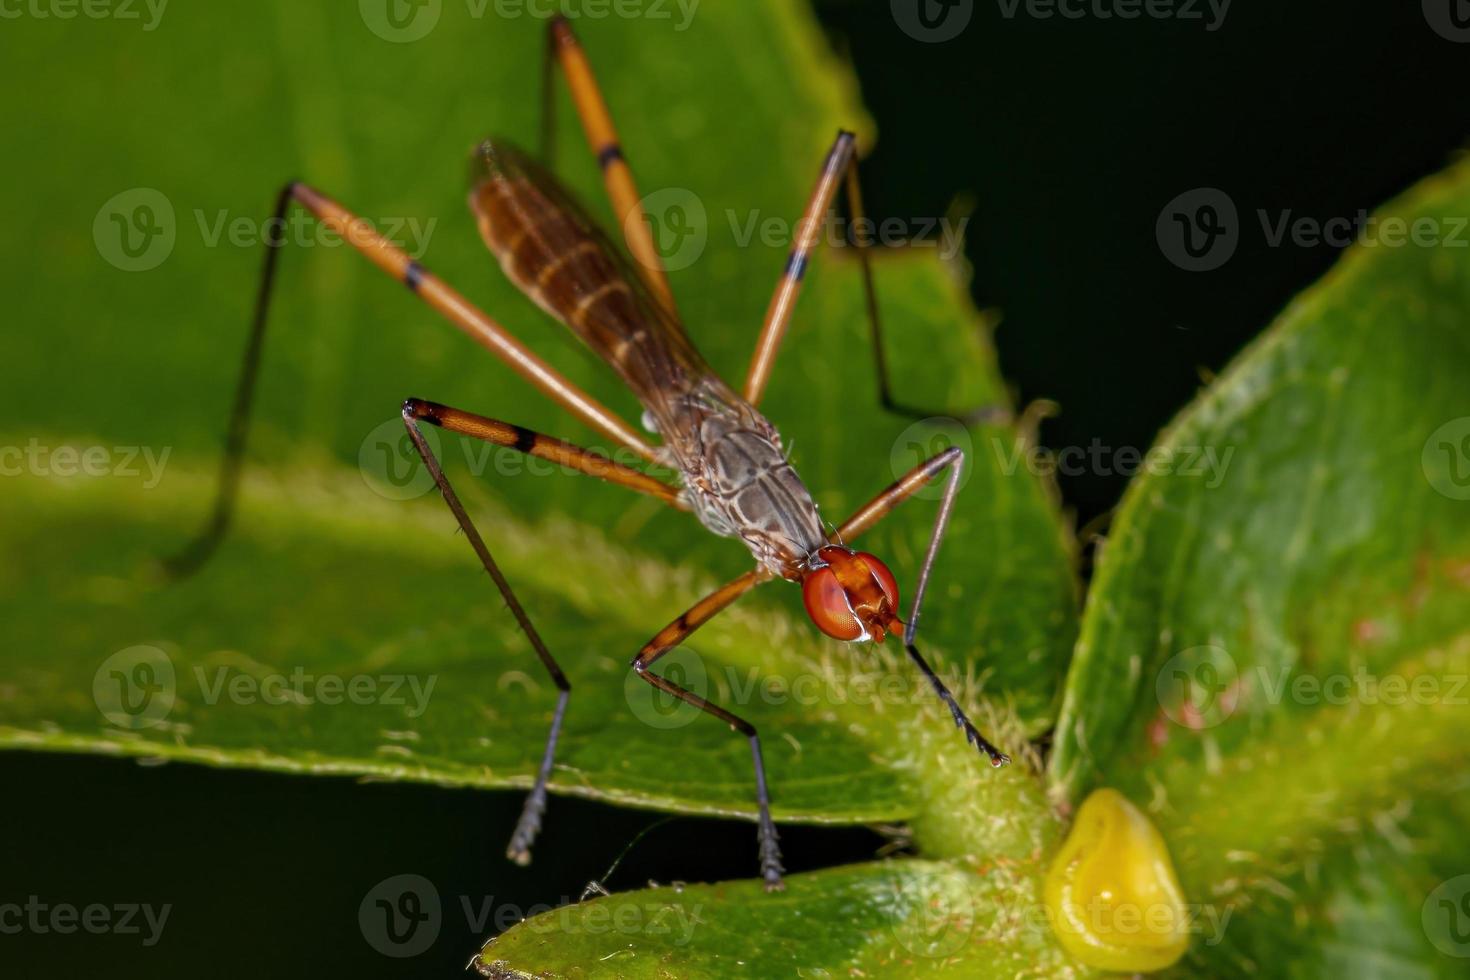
[743,131,1007,425]
[837,446,1009,767]
[401,398,685,864]
[541,14,676,316]
[164,181,656,578]
[628,570,787,890]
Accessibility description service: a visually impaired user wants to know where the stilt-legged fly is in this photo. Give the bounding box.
[169,15,1008,892]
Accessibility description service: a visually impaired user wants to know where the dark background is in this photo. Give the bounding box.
[4,3,1467,977]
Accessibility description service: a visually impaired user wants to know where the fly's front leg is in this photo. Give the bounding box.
[743,129,1009,425]
[626,570,786,890]
[539,14,676,315]
[837,446,1009,767]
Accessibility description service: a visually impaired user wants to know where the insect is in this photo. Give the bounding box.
[169,15,1008,892]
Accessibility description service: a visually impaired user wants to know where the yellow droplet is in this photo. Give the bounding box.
[1045,788,1189,972]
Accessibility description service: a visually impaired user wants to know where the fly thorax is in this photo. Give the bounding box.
[681,404,827,577]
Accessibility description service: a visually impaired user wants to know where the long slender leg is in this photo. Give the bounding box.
[164,181,656,578]
[843,165,1009,427]
[542,15,676,316]
[743,131,1007,425]
[627,570,787,890]
[837,446,1010,767]
[743,131,855,407]
[401,398,684,865]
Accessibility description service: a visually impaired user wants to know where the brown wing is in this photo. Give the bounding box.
[468,139,725,414]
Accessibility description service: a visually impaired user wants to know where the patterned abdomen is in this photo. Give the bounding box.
[468,140,707,406]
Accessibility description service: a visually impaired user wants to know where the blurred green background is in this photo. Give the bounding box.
[2,1,1467,977]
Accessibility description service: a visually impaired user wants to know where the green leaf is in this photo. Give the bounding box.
[0,0,1074,849]
[475,858,1082,979]
[1049,160,1470,971]
[0,6,1087,973]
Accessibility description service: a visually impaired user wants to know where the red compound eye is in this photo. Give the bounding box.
[858,552,900,611]
[801,551,901,641]
[802,565,863,640]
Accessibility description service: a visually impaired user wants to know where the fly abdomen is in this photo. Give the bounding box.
[468,139,703,404]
